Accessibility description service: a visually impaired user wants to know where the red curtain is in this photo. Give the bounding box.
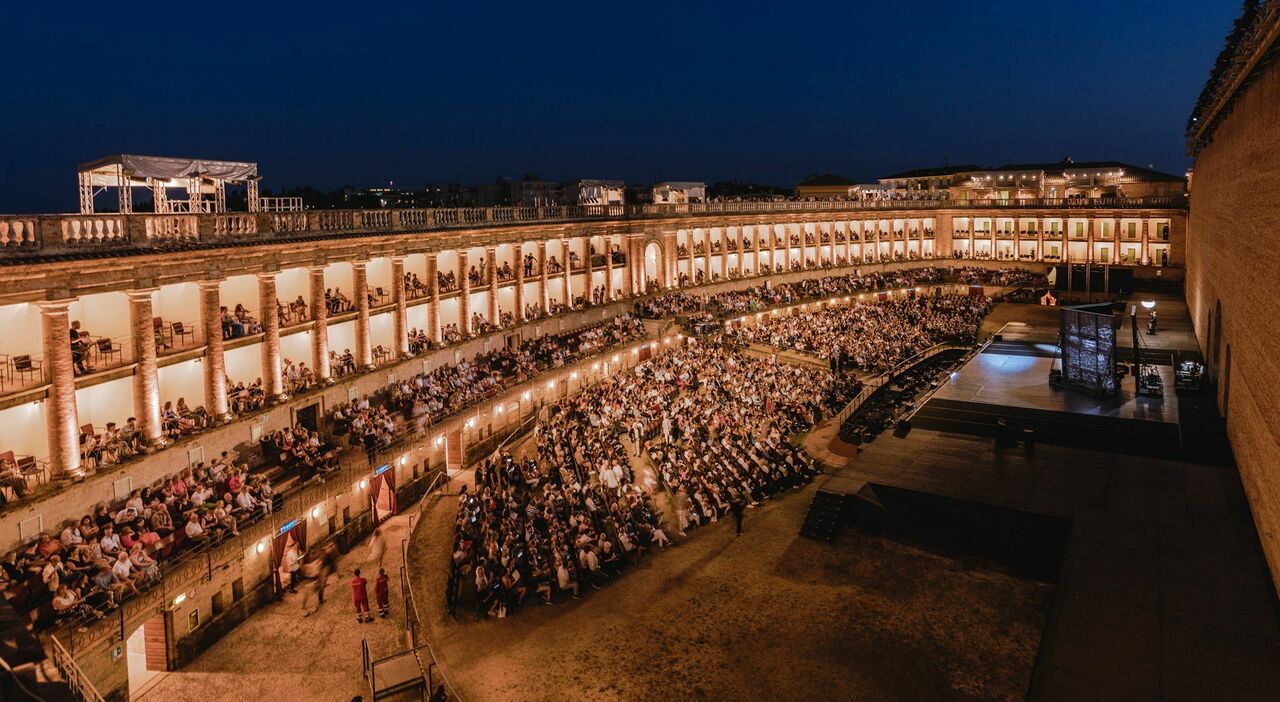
[271,521,308,593]
[369,468,398,525]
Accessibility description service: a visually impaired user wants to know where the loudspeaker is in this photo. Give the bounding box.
[893,420,912,438]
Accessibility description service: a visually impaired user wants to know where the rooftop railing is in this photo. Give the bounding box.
[0,197,1184,260]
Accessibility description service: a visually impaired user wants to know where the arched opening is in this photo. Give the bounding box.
[369,462,398,524]
[126,612,171,698]
[644,242,662,290]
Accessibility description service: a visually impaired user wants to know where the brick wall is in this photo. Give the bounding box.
[1187,57,1280,588]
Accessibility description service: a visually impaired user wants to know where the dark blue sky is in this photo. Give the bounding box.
[1,1,1239,212]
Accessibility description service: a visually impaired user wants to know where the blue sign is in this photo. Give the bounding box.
[278,518,299,535]
[375,463,391,476]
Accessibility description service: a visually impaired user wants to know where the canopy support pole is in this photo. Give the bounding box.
[188,177,203,213]
[151,178,170,214]
[214,179,226,213]
[78,172,94,214]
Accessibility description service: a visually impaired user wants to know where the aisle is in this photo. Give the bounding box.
[136,514,415,702]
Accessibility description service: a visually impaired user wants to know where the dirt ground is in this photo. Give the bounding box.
[411,482,1051,702]
[134,514,413,702]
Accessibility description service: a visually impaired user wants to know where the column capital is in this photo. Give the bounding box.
[308,263,327,274]
[36,298,75,314]
[389,254,406,263]
[197,278,224,290]
[125,288,159,302]
[257,271,277,283]
[351,258,369,270]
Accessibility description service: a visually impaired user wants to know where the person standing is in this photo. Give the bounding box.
[368,527,386,570]
[730,495,746,536]
[284,541,303,594]
[351,568,371,623]
[375,568,390,618]
[675,487,693,537]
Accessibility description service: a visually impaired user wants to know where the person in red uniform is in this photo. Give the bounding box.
[375,568,390,618]
[350,568,371,623]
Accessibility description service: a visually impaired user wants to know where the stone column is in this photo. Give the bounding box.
[198,281,231,421]
[735,226,745,277]
[308,266,331,382]
[686,231,695,283]
[458,250,472,333]
[126,289,164,448]
[747,225,757,274]
[1036,218,1045,261]
[605,236,616,300]
[988,218,996,260]
[391,256,409,356]
[584,239,595,302]
[560,239,572,305]
[1086,218,1095,264]
[258,273,286,401]
[1141,218,1151,265]
[514,243,526,321]
[485,246,499,325]
[670,233,680,288]
[39,300,82,479]
[426,253,442,343]
[1113,218,1121,264]
[721,228,732,276]
[353,260,373,367]
[537,241,549,312]
[626,236,637,295]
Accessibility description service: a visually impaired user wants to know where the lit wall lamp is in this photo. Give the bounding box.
[1140,300,1156,310]
[359,479,368,490]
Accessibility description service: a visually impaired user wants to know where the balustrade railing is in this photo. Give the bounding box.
[0,197,1183,259]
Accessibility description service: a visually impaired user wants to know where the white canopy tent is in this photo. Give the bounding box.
[77,154,262,214]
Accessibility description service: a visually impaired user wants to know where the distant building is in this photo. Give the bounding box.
[652,181,706,204]
[873,159,1185,201]
[795,173,857,199]
[564,179,625,205]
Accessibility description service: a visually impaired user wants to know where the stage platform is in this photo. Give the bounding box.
[909,345,1186,460]
[937,348,1179,424]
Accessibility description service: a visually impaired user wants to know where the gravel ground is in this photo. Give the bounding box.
[411,483,1051,702]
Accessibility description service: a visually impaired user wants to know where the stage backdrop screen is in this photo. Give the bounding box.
[1061,304,1116,396]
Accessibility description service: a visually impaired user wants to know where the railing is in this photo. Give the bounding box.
[49,634,106,702]
[834,342,975,425]
[0,197,1185,259]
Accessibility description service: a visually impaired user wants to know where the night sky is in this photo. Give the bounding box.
[1,1,1240,213]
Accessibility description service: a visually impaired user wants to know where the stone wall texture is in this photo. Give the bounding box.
[1187,57,1280,588]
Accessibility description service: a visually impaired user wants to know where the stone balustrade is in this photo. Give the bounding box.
[0,197,1184,260]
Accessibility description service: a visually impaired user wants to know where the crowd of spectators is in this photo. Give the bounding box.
[2,452,276,629]
[447,339,847,616]
[736,296,991,373]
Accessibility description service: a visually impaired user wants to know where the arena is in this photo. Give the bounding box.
[5,4,1280,702]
